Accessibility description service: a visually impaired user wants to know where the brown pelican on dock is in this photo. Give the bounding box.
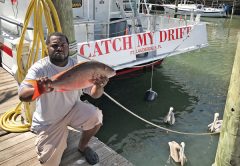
[164,107,175,125]
[168,141,187,166]
[208,112,222,133]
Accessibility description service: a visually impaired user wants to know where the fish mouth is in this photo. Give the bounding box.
[110,70,116,77]
[104,65,116,77]
[105,67,116,77]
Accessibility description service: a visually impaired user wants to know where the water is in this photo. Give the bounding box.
[93,16,240,166]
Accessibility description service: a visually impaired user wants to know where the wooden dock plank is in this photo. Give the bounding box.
[0,78,18,86]
[18,157,41,166]
[0,89,18,100]
[0,68,19,116]
[0,137,35,163]
[0,131,8,137]
[0,97,19,115]
[0,132,21,142]
[0,67,133,166]
[0,83,18,92]
[0,147,37,166]
[0,132,35,151]
[100,153,133,166]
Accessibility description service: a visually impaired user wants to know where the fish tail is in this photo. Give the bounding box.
[25,80,41,100]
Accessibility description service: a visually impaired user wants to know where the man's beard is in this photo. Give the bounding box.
[52,56,68,62]
[51,52,69,62]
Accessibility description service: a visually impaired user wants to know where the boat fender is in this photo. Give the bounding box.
[144,89,158,101]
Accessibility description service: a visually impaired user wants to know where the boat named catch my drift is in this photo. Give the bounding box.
[0,0,208,77]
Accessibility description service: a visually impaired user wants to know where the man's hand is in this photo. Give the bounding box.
[37,77,54,94]
[19,77,53,102]
[92,75,109,88]
[90,75,109,98]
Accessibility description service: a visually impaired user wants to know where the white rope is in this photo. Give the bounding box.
[150,64,154,90]
[103,92,219,136]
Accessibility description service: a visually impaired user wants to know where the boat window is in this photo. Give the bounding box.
[72,0,82,8]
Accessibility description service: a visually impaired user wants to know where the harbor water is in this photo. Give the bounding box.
[93,16,240,166]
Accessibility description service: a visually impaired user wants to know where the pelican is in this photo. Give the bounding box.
[168,141,187,166]
[164,107,175,125]
[208,112,222,133]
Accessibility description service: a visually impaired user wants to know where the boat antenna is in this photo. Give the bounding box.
[144,64,158,101]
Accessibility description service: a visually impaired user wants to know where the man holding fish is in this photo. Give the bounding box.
[18,32,115,165]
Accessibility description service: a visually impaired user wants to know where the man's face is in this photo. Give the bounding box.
[47,35,69,66]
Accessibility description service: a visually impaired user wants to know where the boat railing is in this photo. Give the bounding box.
[1,12,197,46]
[0,15,34,41]
[140,14,194,30]
[138,2,165,15]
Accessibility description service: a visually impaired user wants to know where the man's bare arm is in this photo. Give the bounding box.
[19,77,53,102]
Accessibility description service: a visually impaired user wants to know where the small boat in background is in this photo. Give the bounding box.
[162,0,226,17]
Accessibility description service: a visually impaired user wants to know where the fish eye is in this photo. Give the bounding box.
[104,66,109,71]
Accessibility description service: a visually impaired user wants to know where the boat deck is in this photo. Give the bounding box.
[0,67,133,166]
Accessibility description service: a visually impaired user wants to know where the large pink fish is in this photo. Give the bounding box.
[25,61,116,100]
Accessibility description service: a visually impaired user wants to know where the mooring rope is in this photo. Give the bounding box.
[103,92,219,136]
[150,64,154,90]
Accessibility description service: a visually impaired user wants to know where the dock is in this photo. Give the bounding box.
[0,67,133,166]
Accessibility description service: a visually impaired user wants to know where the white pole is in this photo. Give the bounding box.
[108,0,111,38]
[87,0,90,20]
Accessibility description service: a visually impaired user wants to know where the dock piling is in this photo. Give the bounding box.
[213,33,240,165]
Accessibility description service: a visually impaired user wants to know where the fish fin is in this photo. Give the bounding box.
[25,80,41,100]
